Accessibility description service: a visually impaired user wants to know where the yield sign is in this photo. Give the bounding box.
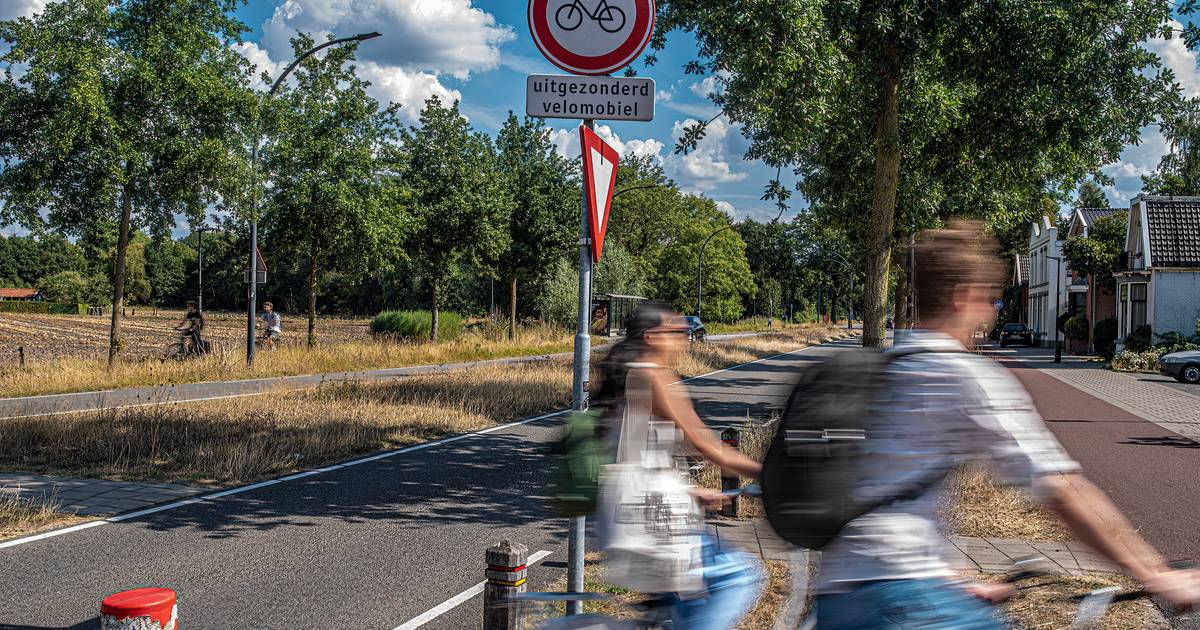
[580,124,618,262]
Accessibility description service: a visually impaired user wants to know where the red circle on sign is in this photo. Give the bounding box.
[529,0,656,76]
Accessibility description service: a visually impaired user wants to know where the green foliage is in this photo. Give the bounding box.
[145,236,194,305]
[536,257,579,326]
[1094,318,1119,359]
[1124,324,1153,353]
[1154,331,1200,354]
[594,242,647,298]
[0,300,86,314]
[653,197,755,322]
[1061,211,1128,285]
[1074,181,1110,210]
[39,271,90,304]
[1064,314,1089,341]
[370,310,463,341]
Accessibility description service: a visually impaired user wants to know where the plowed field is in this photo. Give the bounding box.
[0,310,373,363]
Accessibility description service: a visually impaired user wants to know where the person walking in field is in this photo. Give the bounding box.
[259,301,282,349]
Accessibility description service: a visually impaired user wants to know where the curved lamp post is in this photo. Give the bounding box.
[695,224,734,318]
[245,32,381,367]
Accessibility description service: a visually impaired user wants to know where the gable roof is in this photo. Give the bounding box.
[1014,253,1030,284]
[0,288,40,299]
[1077,208,1120,231]
[1140,197,1200,267]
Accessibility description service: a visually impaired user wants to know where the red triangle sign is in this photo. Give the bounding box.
[580,124,619,263]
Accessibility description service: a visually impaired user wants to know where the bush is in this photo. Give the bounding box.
[1093,318,1118,359]
[1064,314,1089,341]
[1154,331,1200,355]
[370,310,463,341]
[1123,324,1153,353]
[1111,349,1164,373]
[0,301,86,315]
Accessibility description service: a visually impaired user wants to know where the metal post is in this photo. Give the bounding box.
[197,227,203,314]
[247,202,258,367]
[848,271,854,330]
[567,119,595,616]
[1051,255,1062,363]
[696,225,733,318]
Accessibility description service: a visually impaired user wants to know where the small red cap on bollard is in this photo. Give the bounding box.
[101,588,177,628]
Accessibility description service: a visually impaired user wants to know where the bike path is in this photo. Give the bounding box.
[0,333,768,420]
[0,339,850,629]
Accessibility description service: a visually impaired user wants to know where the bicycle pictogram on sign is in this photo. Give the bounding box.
[529,0,655,76]
[555,0,627,33]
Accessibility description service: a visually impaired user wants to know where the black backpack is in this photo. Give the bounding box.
[761,347,946,550]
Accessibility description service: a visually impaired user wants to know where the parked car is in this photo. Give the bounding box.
[1159,350,1200,384]
[999,323,1033,347]
[670,315,706,342]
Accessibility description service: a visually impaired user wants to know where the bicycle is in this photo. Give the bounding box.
[555,0,626,33]
[164,330,212,360]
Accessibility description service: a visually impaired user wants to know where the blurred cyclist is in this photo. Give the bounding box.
[175,301,205,355]
[811,220,1199,629]
[592,301,764,630]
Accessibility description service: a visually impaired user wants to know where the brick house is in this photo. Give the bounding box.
[1113,195,1200,348]
[1065,207,1121,353]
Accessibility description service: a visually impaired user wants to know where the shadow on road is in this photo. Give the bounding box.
[0,620,98,630]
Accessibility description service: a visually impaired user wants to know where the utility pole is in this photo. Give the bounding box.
[196,224,219,313]
[1049,255,1063,363]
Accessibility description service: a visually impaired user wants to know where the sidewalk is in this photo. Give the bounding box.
[0,473,204,517]
[983,344,1200,441]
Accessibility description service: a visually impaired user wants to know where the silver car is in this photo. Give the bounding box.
[1159,350,1200,384]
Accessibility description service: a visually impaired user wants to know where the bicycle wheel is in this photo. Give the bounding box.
[555,2,583,31]
[598,4,626,33]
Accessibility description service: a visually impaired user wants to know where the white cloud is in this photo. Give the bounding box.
[0,0,45,21]
[547,125,664,163]
[664,118,748,192]
[243,0,509,122]
[714,200,736,216]
[233,42,287,91]
[689,70,731,99]
[1146,21,1200,99]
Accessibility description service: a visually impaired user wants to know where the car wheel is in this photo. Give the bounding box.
[1182,364,1200,384]
[688,332,695,343]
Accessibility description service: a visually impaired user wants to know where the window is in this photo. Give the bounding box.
[1119,284,1129,337]
[1130,283,1147,331]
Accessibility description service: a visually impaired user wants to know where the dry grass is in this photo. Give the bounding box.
[0,361,573,485]
[0,487,87,541]
[0,323,577,398]
[0,329,849,485]
[939,465,1071,542]
[974,572,1169,630]
[672,329,851,378]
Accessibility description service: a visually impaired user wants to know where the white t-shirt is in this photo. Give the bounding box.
[816,331,1080,590]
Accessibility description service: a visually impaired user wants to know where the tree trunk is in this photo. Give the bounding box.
[307,255,318,347]
[508,272,518,341]
[430,270,440,344]
[863,38,902,348]
[108,185,134,367]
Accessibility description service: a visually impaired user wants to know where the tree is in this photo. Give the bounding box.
[402,96,508,342]
[261,33,407,346]
[145,235,194,306]
[653,196,755,321]
[1075,181,1111,210]
[655,0,1178,346]
[39,270,91,304]
[0,0,253,363]
[1144,99,1200,195]
[1062,212,1128,285]
[495,113,577,338]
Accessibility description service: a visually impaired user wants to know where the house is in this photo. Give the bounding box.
[1065,207,1121,352]
[0,288,43,302]
[1027,216,1069,347]
[1113,195,1200,346]
[1012,253,1032,324]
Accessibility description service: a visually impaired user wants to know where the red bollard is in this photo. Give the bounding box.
[101,588,177,630]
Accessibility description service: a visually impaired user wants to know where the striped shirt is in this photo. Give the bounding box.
[817,331,1080,590]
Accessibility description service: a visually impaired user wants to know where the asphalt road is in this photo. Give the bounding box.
[0,337,854,629]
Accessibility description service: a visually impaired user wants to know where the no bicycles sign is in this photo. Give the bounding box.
[528,0,656,76]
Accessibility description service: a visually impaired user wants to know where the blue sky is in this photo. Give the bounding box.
[4,0,1200,236]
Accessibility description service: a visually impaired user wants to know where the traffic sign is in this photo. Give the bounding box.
[580,124,618,262]
[527,74,655,121]
[244,247,268,284]
[528,0,656,76]
[994,300,1005,311]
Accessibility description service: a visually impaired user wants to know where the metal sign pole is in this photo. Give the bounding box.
[567,118,595,616]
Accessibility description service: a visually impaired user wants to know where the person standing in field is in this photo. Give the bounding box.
[259,301,282,350]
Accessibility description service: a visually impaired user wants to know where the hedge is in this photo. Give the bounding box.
[0,301,87,315]
[371,310,464,341]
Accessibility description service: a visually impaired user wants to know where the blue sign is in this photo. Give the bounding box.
[993,300,1005,311]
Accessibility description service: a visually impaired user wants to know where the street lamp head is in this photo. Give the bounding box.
[355,32,382,41]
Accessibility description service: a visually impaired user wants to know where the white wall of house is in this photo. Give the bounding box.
[1028,217,1068,347]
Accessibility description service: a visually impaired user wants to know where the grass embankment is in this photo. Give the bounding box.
[0,329,849,487]
[0,489,87,541]
[0,321,577,398]
[705,318,852,335]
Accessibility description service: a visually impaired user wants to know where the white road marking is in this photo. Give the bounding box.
[391,549,553,630]
[0,334,849,551]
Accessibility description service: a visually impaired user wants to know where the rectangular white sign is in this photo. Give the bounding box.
[526,75,655,122]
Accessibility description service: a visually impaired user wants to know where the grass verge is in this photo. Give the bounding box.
[0,488,88,542]
[0,329,850,486]
[939,465,1071,542]
[983,572,1169,629]
[0,321,578,399]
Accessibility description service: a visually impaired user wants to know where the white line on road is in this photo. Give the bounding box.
[391,549,553,630]
[0,335,853,552]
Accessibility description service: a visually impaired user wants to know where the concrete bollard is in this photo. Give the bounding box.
[483,540,528,630]
[720,426,741,517]
[100,588,177,630]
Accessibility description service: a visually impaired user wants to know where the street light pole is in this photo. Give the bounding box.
[1049,256,1063,363]
[196,225,219,313]
[245,32,381,367]
[696,225,733,318]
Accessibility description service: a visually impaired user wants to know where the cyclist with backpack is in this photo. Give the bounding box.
[589,301,764,630]
[174,301,207,356]
[761,220,1198,628]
